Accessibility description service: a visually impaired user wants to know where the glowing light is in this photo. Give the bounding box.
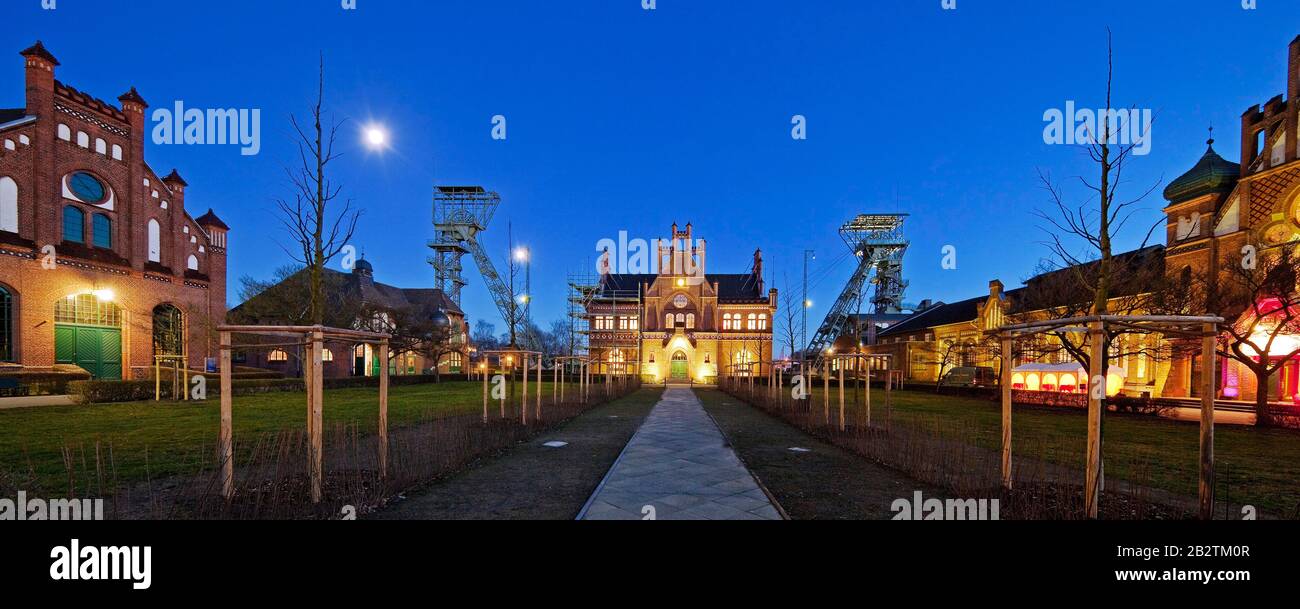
[92,289,115,302]
[804,300,814,308]
[676,279,686,287]
[514,247,530,262]
[364,125,388,150]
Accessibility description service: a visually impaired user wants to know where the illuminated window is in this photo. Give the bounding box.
[686,313,695,329]
[723,313,733,330]
[676,313,685,324]
[0,177,16,234]
[322,349,335,362]
[665,313,674,328]
[747,313,757,330]
[268,349,289,362]
[757,314,768,330]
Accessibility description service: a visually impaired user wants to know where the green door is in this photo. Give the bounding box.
[670,352,688,380]
[55,325,122,380]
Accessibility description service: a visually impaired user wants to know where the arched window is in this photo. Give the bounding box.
[187,255,199,271]
[686,313,695,329]
[57,124,71,141]
[0,286,13,362]
[152,304,183,356]
[0,176,17,234]
[76,131,89,148]
[758,314,768,330]
[268,349,288,362]
[62,206,84,243]
[723,313,733,330]
[147,219,161,262]
[92,214,112,249]
[665,313,674,329]
[94,138,107,155]
[747,313,758,330]
[111,144,123,161]
[321,349,335,362]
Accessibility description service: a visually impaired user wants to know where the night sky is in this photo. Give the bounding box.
[6,0,1298,336]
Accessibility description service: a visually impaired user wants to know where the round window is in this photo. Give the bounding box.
[69,172,107,204]
[673,294,689,309]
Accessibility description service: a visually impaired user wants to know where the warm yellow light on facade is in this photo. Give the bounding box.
[676,278,686,287]
[92,288,115,302]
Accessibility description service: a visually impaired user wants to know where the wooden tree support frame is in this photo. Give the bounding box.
[993,314,1223,520]
[480,350,544,425]
[217,325,392,504]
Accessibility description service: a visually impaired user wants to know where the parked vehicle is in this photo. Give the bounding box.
[940,366,998,388]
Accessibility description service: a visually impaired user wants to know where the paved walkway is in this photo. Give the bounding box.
[0,395,77,410]
[579,387,781,520]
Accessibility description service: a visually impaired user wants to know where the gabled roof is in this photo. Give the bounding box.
[0,109,27,125]
[877,295,993,338]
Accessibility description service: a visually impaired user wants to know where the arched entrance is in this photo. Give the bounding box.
[54,293,122,379]
[670,350,689,380]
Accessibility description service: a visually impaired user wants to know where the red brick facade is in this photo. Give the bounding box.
[0,42,228,378]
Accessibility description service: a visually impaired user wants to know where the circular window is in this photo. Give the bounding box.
[69,172,107,204]
[673,294,689,309]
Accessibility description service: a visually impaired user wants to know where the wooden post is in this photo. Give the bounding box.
[554,361,559,404]
[838,359,846,432]
[536,355,543,420]
[482,361,489,423]
[309,330,324,504]
[823,357,830,425]
[1000,332,1013,490]
[560,362,566,403]
[378,338,389,480]
[500,361,507,418]
[865,360,872,427]
[154,357,160,401]
[522,354,529,425]
[1199,323,1217,520]
[1084,321,1105,519]
[219,332,233,500]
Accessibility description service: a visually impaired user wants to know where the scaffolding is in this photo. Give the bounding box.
[807,214,910,367]
[573,271,643,379]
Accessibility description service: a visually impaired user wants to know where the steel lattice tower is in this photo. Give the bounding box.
[806,214,910,364]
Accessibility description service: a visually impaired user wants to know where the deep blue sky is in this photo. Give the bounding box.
[7,0,1299,337]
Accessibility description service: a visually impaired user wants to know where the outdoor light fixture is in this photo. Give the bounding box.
[676,279,686,287]
[805,299,814,308]
[92,288,115,302]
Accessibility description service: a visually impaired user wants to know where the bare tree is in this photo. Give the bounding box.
[778,276,802,360]
[276,56,362,327]
[1031,29,1162,372]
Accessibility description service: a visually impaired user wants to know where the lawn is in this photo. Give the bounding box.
[0,380,572,494]
[795,386,1300,516]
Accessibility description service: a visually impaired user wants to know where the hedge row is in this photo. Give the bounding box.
[69,374,462,404]
[0,369,93,396]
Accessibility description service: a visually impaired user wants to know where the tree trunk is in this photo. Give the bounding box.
[1254,368,1274,427]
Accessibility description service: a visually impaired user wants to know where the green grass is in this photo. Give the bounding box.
[795,385,1300,516]
[0,381,571,494]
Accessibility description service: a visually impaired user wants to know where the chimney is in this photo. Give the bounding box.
[989,279,1004,296]
[20,41,58,116]
[1287,36,1300,164]
[753,249,764,291]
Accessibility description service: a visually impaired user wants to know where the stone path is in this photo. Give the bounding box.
[579,387,782,520]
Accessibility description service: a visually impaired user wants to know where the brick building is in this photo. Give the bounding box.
[230,259,469,378]
[0,42,229,380]
[586,223,777,383]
